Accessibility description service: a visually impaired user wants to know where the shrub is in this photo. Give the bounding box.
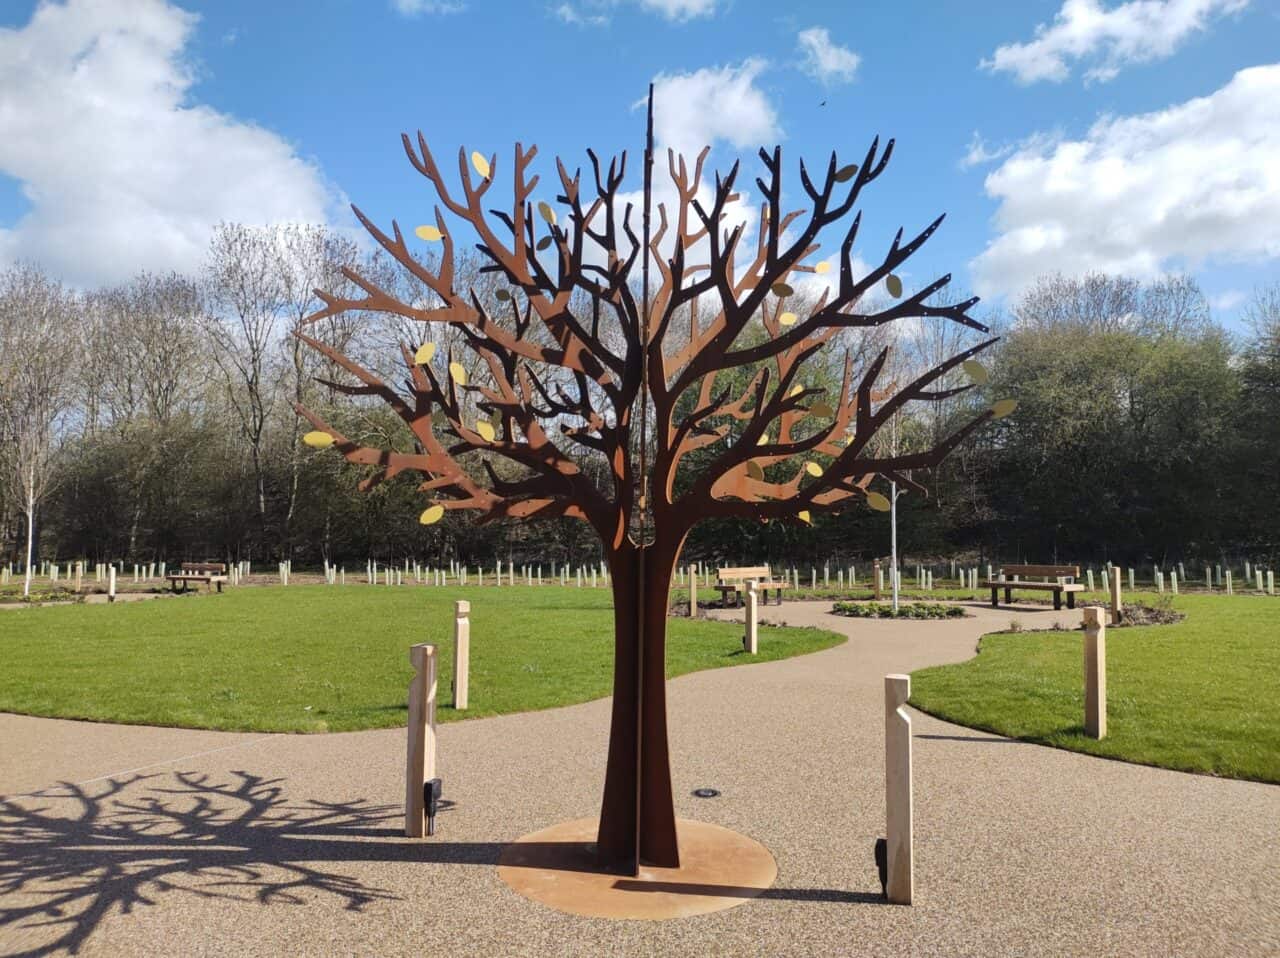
[832,601,966,620]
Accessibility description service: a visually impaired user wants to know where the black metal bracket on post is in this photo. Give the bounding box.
[424,778,443,836]
[874,837,888,899]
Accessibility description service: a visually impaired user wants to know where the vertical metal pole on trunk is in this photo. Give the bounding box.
[629,83,657,876]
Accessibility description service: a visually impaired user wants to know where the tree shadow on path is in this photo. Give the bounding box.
[0,770,433,957]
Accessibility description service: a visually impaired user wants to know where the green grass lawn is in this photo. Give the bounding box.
[0,585,843,733]
[910,594,1280,784]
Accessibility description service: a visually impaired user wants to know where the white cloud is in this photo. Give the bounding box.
[0,0,341,288]
[650,59,780,159]
[796,27,860,85]
[982,0,1250,84]
[960,132,1014,170]
[1210,289,1246,311]
[391,0,465,15]
[554,3,608,26]
[637,0,717,20]
[971,64,1280,297]
[551,0,715,26]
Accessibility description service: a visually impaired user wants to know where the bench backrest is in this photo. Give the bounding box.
[1001,564,1079,578]
[181,562,227,574]
[717,565,772,583]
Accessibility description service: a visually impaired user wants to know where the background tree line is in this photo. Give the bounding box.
[2,223,1277,579]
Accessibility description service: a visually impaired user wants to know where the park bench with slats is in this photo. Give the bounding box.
[166,562,229,594]
[715,565,787,607]
[980,564,1083,610]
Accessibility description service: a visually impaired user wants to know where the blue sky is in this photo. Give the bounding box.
[0,0,1277,322]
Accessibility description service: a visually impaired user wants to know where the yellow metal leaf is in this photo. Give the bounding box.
[779,311,798,326]
[475,420,496,442]
[866,491,891,512]
[789,384,803,397]
[419,504,445,526]
[471,151,490,179]
[798,509,812,525]
[414,342,436,364]
[302,430,334,449]
[449,362,467,385]
[746,461,764,480]
[992,399,1018,418]
[804,461,823,478]
[537,201,556,224]
[963,360,989,384]
[757,433,770,446]
[814,261,831,275]
[886,274,903,298]
[414,225,443,242]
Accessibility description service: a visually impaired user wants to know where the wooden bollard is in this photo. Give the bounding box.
[108,566,116,603]
[688,564,697,617]
[453,601,470,710]
[884,674,913,905]
[744,580,758,654]
[405,643,438,838]
[874,559,882,600]
[1082,607,1107,739]
[1109,566,1122,625]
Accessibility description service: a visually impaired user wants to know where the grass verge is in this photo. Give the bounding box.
[0,585,843,733]
[909,594,1280,784]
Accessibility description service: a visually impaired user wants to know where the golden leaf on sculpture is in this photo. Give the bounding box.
[414,342,436,364]
[866,491,891,512]
[449,362,467,385]
[886,274,903,298]
[303,430,334,449]
[414,225,443,242]
[746,461,764,481]
[779,311,798,326]
[757,433,770,446]
[789,384,803,397]
[471,151,491,179]
[810,402,834,418]
[771,281,794,298]
[814,261,831,274]
[537,201,557,224]
[419,504,445,526]
[798,510,812,524]
[834,163,858,182]
[475,420,496,442]
[992,399,1018,418]
[804,461,823,477]
[495,288,512,301]
[536,235,553,251]
[963,360,989,384]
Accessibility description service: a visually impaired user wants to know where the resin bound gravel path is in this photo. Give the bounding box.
[1,601,1276,957]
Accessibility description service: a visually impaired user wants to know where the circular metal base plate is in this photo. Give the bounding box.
[496,817,777,920]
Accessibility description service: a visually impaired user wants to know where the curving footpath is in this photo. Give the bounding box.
[1,601,1276,957]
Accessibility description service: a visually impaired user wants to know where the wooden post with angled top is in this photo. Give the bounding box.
[885,674,913,905]
[1109,566,1122,625]
[688,564,697,617]
[744,580,759,654]
[405,643,438,838]
[1082,607,1106,739]
[453,600,470,710]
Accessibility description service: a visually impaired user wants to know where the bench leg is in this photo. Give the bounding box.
[1067,591,1075,609]
[1004,587,1012,604]
[1054,591,1062,611]
[990,587,998,608]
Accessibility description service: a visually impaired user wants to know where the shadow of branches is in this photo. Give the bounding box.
[0,770,411,957]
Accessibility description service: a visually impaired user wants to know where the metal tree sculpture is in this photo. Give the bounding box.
[295,95,998,875]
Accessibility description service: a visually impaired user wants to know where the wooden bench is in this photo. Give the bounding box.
[715,565,787,607]
[166,562,229,594]
[980,564,1083,610]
